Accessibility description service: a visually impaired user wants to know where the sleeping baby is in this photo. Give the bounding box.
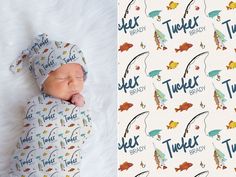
[8,33,93,177]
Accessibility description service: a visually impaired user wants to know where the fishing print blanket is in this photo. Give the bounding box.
[8,92,92,177]
[118,0,236,176]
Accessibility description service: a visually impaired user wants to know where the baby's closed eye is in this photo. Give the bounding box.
[55,75,83,80]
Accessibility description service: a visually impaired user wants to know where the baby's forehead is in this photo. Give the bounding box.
[53,63,83,74]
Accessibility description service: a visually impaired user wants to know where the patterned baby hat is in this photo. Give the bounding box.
[10,33,88,90]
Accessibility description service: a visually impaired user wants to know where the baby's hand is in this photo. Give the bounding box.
[71,93,85,107]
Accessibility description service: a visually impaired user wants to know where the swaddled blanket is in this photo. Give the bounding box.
[8,92,93,177]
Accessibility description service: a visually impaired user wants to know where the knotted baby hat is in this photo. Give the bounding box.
[10,33,88,90]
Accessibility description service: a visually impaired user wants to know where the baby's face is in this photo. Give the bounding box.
[42,63,84,101]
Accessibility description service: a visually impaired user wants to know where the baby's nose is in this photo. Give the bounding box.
[68,77,79,87]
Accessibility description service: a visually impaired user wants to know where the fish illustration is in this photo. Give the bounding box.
[154,29,167,50]
[154,148,167,169]
[23,145,30,150]
[68,146,75,149]
[214,89,227,110]
[226,61,236,69]
[68,123,75,127]
[46,145,53,150]
[42,48,48,53]
[167,1,179,10]
[154,89,167,110]
[46,101,53,105]
[64,43,70,48]
[119,161,133,171]
[214,148,227,169]
[175,162,193,171]
[214,30,227,50]
[46,123,53,127]
[23,168,30,172]
[119,102,133,111]
[24,123,30,127]
[46,168,52,172]
[68,168,75,172]
[119,42,133,52]
[167,121,179,129]
[175,42,193,52]
[167,61,179,69]
[175,102,193,112]
[214,90,221,109]
[226,1,236,10]
[226,120,236,129]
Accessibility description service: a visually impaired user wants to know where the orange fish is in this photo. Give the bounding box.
[46,146,53,150]
[46,123,53,127]
[118,102,133,111]
[119,42,133,52]
[46,101,53,105]
[175,162,193,171]
[118,161,133,171]
[23,168,30,172]
[68,123,75,127]
[175,42,193,52]
[68,168,75,172]
[68,146,75,149]
[24,123,30,127]
[64,43,70,48]
[43,48,48,53]
[175,102,193,112]
[46,168,53,172]
[23,145,30,150]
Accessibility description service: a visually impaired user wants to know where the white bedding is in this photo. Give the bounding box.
[0,0,117,176]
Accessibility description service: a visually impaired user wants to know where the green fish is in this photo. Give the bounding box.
[215,148,226,161]
[155,29,167,42]
[215,89,227,102]
[155,148,167,161]
[155,89,167,103]
[215,30,226,42]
